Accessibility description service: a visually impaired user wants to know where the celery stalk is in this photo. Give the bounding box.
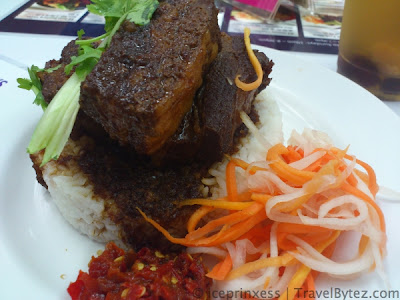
[27,73,82,166]
[21,0,159,166]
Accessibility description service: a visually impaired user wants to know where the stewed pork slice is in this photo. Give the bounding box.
[79,0,221,155]
[152,33,274,165]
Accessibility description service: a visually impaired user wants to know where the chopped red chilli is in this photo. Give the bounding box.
[67,242,212,300]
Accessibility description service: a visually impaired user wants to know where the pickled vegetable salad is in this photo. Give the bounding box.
[140,129,387,300]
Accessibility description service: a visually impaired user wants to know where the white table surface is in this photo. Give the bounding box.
[1,0,400,116]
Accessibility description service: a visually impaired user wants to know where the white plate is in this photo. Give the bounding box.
[1,44,400,299]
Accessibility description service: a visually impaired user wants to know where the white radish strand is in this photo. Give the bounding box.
[377,186,400,202]
[353,171,374,200]
[247,170,299,194]
[370,240,390,289]
[288,150,325,170]
[266,190,307,215]
[289,243,375,276]
[240,111,271,149]
[187,246,227,259]
[287,235,333,263]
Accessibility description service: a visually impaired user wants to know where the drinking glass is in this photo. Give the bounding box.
[337,0,400,101]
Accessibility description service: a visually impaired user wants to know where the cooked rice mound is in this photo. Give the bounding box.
[30,90,283,245]
[31,139,121,243]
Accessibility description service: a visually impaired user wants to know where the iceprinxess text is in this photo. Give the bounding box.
[0,79,8,87]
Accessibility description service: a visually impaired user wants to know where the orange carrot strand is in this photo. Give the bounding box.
[187,206,214,233]
[341,182,386,232]
[206,254,232,280]
[226,160,239,201]
[235,27,263,92]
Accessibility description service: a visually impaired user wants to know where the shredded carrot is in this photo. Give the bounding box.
[305,273,316,300]
[185,203,264,241]
[345,154,379,196]
[179,198,253,210]
[277,194,312,213]
[347,172,359,187]
[226,160,239,201]
[303,152,336,172]
[251,193,273,204]
[230,157,268,175]
[358,235,370,255]
[137,208,189,245]
[263,277,271,289]
[238,224,272,246]
[187,206,214,233]
[206,253,232,280]
[321,239,337,259]
[267,144,315,186]
[281,231,340,300]
[278,223,331,234]
[280,265,311,300]
[230,157,250,170]
[354,169,369,185]
[139,141,386,300]
[341,182,386,232]
[225,253,295,280]
[282,145,303,163]
[204,210,267,246]
[234,27,263,92]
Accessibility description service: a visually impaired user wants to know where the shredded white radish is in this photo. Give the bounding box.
[288,129,333,156]
[359,208,385,245]
[240,111,271,149]
[370,240,390,289]
[287,235,332,263]
[187,246,227,259]
[377,186,400,202]
[288,150,325,170]
[353,171,374,200]
[171,128,387,300]
[289,243,374,275]
[295,195,369,229]
[274,265,298,296]
[266,190,306,214]
[247,170,299,194]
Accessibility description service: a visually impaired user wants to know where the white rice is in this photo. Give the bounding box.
[32,140,121,244]
[31,89,283,244]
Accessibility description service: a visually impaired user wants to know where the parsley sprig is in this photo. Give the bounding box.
[18,0,159,166]
[17,65,61,110]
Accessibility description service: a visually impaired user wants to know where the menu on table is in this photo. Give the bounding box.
[0,0,341,54]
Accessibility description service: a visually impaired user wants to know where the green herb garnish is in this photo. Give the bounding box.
[18,0,159,166]
[16,64,62,111]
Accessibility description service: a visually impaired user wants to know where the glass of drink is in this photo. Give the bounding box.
[337,0,400,101]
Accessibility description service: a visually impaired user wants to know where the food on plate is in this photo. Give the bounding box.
[141,129,387,299]
[19,0,160,166]
[302,15,341,26]
[29,92,275,252]
[18,0,387,298]
[67,242,211,300]
[153,32,273,164]
[24,0,274,251]
[37,0,90,10]
[80,0,220,155]
[231,10,262,23]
